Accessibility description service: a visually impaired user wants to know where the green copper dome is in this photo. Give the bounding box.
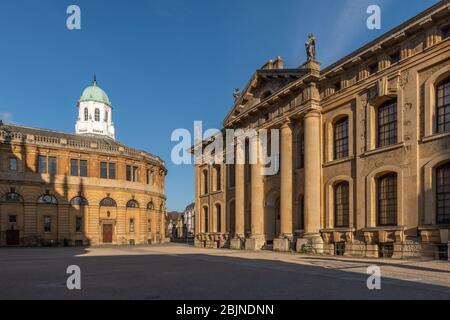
[79,79,111,106]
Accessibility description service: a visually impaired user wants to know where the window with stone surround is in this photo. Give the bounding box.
[9,157,17,171]
[95,108,100,122]
[84,108,88,121]
[436,77,450,134]
[377,173,398,226]
[436,162,450,225]
[334,181,350,228]
[377,100,398,148]
[44,216,52,233]
[333,117,349,160]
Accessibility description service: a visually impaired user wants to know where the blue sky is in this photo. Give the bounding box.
[0,0,439,211]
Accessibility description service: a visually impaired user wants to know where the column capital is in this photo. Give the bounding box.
[304,109,321,119]
[280,118,293,130]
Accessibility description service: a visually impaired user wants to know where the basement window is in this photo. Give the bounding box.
[335,242,346,256]
[379,243,394,258]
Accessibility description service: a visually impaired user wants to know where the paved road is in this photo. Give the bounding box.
[0,244,449,300]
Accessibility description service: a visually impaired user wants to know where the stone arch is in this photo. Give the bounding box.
[424,65,450,136]
[366,165,404,228]
[265,190,280,242]
[126,199,140,208]
[324,175,354,229]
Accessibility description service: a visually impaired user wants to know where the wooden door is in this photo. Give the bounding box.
[102,224,113,243]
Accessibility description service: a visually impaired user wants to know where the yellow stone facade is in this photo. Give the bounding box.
[0,124,167,246]
[194,2,450,259]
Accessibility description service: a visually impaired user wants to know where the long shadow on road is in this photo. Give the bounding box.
[0,248,449,300]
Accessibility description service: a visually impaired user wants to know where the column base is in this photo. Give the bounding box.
[296,234,324,254]
[230,237,244,250]
[273,237,292,252]
[245,235,265,251]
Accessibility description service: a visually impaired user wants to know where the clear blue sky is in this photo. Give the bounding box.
[0,0,439,211]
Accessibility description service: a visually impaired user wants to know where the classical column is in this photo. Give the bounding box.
[274,120,293,252]
[246,133,265,250]
[303,110,323,248]
[231,142,245,249]
[280,120,293,237]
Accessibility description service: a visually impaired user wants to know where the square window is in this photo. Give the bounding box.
[9,215,17,223]
[109,163,116,180]
[38,156,47,174]
[48,157,57,175]
[70,159,79,177]
[100,162,108,179]
[9,158,17,171]
[80,160,88,177]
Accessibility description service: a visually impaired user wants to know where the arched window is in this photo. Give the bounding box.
[99,197,117,207]
[70,196,88,206]
[377,173,397,226]
[84,108,89,121]
[95,108,100,122]
[334,117,349,160]
[215,204,222,233]
[126,199,139,208]
[334,182,349,228]
[377,100,397,148]
[147,201,154,210]
[3,192,23,202]
[37,194,58,205]
[436,77,450,134]
[202,170,209,195]
[203,206,209,233]
[436,162,450,224]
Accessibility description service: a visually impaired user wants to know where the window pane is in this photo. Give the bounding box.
[80,160,88,177]
[437,78,450,134]
[437,163,450,224]
[9,158,17,171]
[70,159,79,177]
[109,163,116,180]
[130,219,135,233]
[334,182,349,227]
[76,217,83,233]
[377,101,397,148]
[44,217,52,233]
[334,118,349,160]
[48,157,57,175]
[126,165,132,181]
[100,162,108,179]
[38,156,47,174]
[377,174,397,226]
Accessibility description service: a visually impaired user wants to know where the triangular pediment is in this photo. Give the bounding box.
[224,68,306,126]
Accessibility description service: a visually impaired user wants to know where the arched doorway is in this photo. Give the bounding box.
[265,191,280,243]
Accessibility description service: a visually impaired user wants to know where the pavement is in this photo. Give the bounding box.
[0,243,449,300]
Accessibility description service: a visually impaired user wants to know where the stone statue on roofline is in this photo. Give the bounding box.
[233,88,242,101]
[306,33,316,61]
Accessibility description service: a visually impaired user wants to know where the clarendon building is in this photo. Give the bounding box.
[193,2,450,259]
[0,79,167,246]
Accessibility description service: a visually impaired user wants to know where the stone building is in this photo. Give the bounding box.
[193,2,450,259]
[0,79,167,246]
[184,202,195,237]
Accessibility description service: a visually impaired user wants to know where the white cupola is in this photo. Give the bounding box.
[75,76,116,140]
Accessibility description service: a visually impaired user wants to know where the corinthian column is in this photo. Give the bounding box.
[245,133,265,250]
[274,120,293,252]
[303,109,322,237]
[280,121,293,237]
[231,141,245,250]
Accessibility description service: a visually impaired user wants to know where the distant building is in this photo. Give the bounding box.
[0,79,167,246]
[184,203,195,237]
[167,211,184,239]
